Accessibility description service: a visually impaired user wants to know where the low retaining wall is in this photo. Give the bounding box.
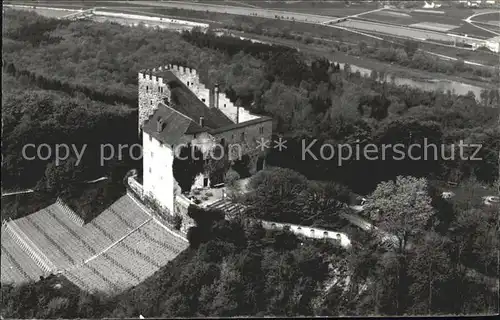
[175,194,196,234]
[127,175,144,199]
[260,220,352,249]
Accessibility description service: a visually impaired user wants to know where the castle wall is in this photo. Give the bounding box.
[216,94,261,124]
[138,72,170,132]
[142,131,176,214]
[168,65,211,107]
[174,194,196,234]
[260,220,352,248]
[213,119,273,167]
[189,131,217,156]
[139,64,261,131]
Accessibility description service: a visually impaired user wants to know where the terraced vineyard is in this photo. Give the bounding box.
[66,220,188,292]
[0,195,188,293]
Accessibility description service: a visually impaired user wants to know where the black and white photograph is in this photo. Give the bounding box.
[1,0,499,318]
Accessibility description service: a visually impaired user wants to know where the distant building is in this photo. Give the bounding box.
[423,1,442,9]
[471,35,500,52]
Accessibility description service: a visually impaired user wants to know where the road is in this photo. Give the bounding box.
[465,10,500,37]
[1,189,35,197]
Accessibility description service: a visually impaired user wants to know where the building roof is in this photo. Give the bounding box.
[209,116,273,134]
[155,70,234,129]
[142,103,203,145]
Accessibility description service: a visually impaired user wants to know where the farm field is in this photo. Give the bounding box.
[239,0,377,10]
[257,7,377,17]
[451,24,499,38]
[338,19,455,42]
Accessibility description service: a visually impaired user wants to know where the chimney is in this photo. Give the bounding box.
[214,84,220,109]
[199,116,204,127]
[157,118,164,132]
[209,88,214,108]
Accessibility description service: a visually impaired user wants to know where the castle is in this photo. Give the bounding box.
[133,64,273,215]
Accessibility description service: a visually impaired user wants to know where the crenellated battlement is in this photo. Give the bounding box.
[138,63,261,127]
[138,63,198,85]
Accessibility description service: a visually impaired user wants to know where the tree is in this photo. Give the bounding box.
[407,232,452,314]
[365,176,435,253]
[297,181,350,227]
[172,143,204,193]
[244,167,309,223]
[404,40,419,58]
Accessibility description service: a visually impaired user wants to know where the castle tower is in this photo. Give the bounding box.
[138,70,171,135]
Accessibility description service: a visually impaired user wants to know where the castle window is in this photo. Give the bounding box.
[149,135,152,142]
[150,100,153,105]
[149,167,152,174]
[146,86,148,92]
[158,86,161,92]
[143,74,146,79]
[240,132,245,141]
[151,151,154,158]
[231,134,234,140]
[201,98,206,103]
[259,127,264,134]
[187,81,190,86]
[224,104,226,107]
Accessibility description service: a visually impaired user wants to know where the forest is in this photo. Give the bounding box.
[1,9,498,317]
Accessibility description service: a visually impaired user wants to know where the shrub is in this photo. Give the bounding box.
[224,169,240,187]
[173,214,183,230]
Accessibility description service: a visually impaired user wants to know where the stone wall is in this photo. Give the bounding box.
[213,119,273,168]
[127,175,144,199]
[260,220,352,249]
[174,194,196,234]
[138,72,171,133]
[167,65,211,106]
[216,94,261,124]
